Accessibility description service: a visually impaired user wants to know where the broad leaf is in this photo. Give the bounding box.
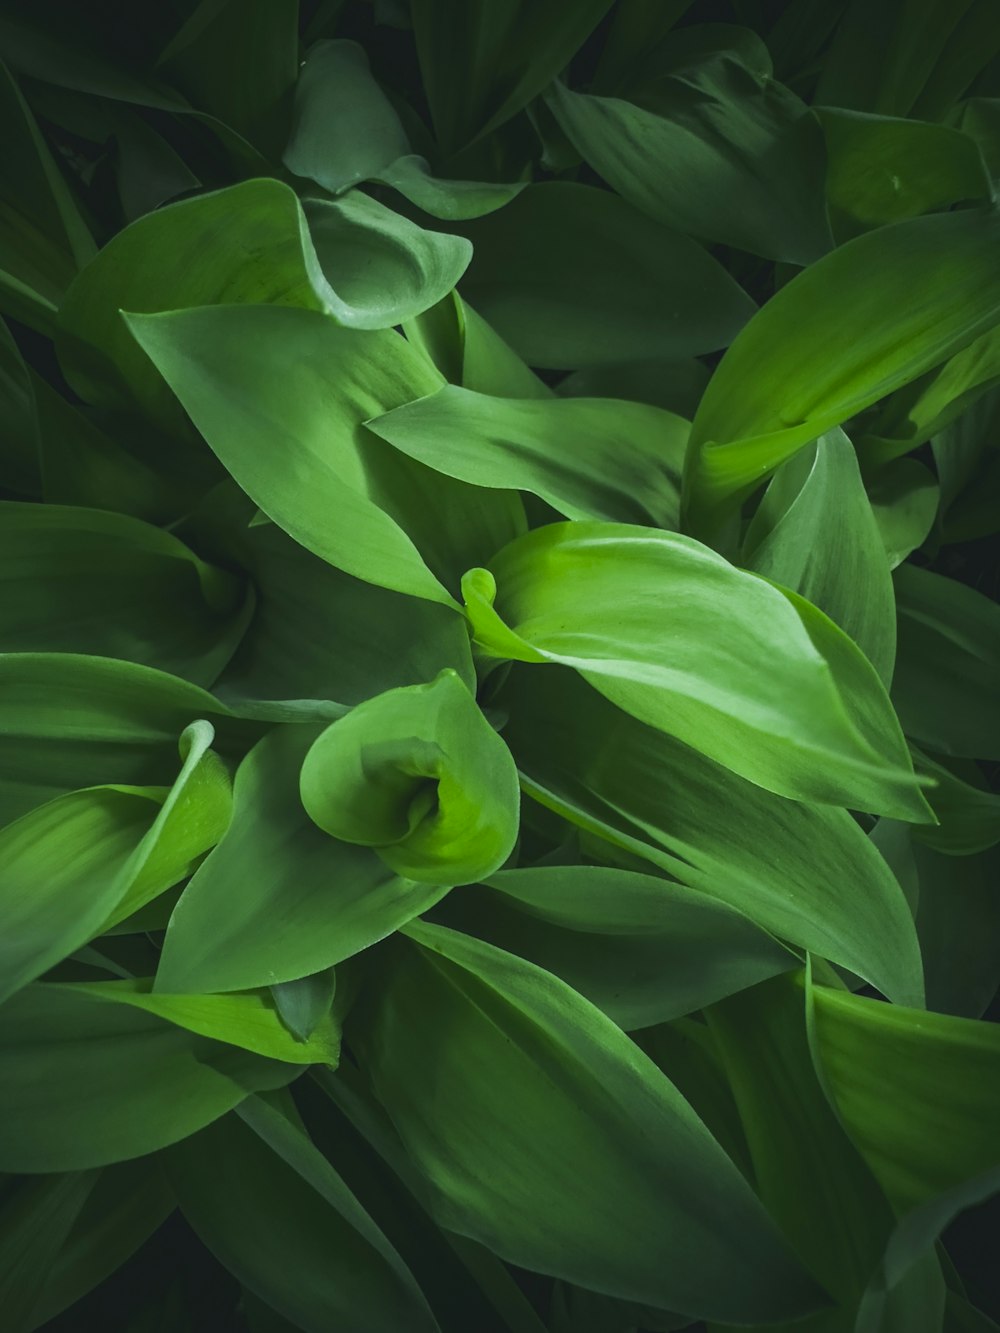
[300,670,520,885]
[436,864,796,1029]
[500,666,925,1007]
[27,1160,174,1328]
[155,724,448,995]
[743,429,896,685]
[410,0,614,152]
[866,458,939,569]
[67,979,340,1065]
[913,840,1000,1019]
[0,719,229,1002]
[211,514,475,713]
[683,207,1000,538]
[0,501,250,685]
[809,982,1000,1210]
[304,192,472,329]
[153,0,298,157]
[164,1098,441,1333]
[819,108,992,241]
[0,982,297,1171]
[456,182,755,369]
[367,383,687,527]
[911,747,1000,857]
[707,973,895,1308]
[464,521,928,816]
[0,1170,97,1333]
[284,40,524,219]
[126,304,524,606]
[58,179,334,432]
[0,653,256,828]
[546,37,831,264]
[354,921,823,1323]
[892,564,1000,757]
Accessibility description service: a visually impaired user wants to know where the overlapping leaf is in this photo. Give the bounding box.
[464,521,928,815]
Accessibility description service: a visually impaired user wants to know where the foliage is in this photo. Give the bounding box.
[1,1,1000,1329]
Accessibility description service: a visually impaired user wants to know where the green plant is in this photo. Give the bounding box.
[2,1,1000,1330]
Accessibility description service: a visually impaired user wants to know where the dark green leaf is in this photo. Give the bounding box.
[500,667,925,1006]
[457,182,755,370]
[892,564,1000,758]
[155,724,449,995]
[0,983,297,1171]
[354,921,823,1323]
[819,108,992,241]
[0,501,250,684]
[546,38,831,264]
[436,863,796,1029]
[165,1097,441,1333]
[809,981,1000,1210]
[0,654,255,829]
[410,0,614,152]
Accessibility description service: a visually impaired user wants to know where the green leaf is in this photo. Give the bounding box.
[153,0,298,157]
[709,973,897,1312]
[456,182,755,370]
[211,513,476,713]
[499,666,925,1007]
[283,40,411,191]
[0,982,298,1171]
[859,325,1000,470]
[913,839,1000,1018]
[0,501,250,685]
[410,0,614,152]
[367,383,686,527]
[0,719,229,1002]
[300,669,520,885]
[465,521,929,817]
[867,458,939,569]
[27,1159,174,1327]
[546,38,831,264]
[911,747,1000,857]
[0,57,94,325]
[403,291,552,399]
[683,207,1000,539]
[819,108,992,241]
[126,304,524,606]
[0,1170,97,1333]
[354,920,823,1323]
[64,978,340,1065]
[816,0,1000,121]
[0,317,40,496]
[271,968,337,1043]
[557,357,711,420]
[164,1097,441,1333]
[892,564,1000,758]
[809,982,1000,1210]
[304,192,472,329]
[155,724,449,995]
[743,429,896,685]
[436,863,796,1029]
[284,41,525,220]
[0,653,256,829]
[57,179,334,432]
